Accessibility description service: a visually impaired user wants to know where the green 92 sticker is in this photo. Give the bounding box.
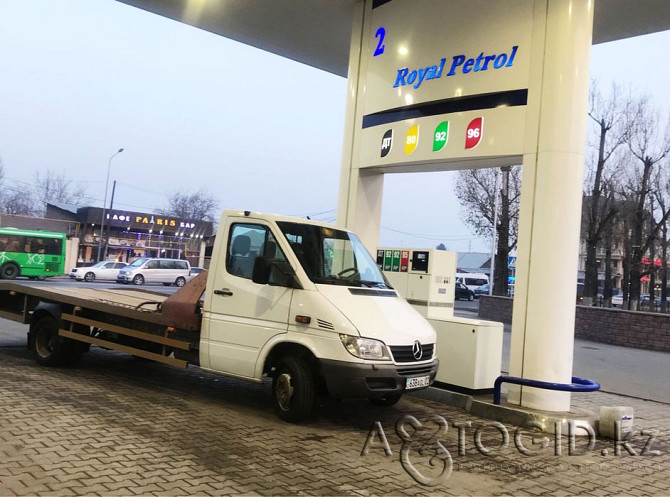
[433,121,449,152]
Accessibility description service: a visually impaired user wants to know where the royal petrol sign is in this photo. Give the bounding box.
[354,0,533,170]
[393,46,518,90]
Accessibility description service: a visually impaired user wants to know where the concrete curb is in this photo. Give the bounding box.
[413,386,600,435]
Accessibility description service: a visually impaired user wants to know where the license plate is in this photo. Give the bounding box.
[406,375,430,390]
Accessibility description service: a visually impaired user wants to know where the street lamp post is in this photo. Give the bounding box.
[96,148,124,261]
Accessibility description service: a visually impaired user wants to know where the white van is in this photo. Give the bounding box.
[116,257,190,286]
[455,272,489,291]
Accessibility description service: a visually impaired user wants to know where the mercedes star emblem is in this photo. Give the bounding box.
[412,340,423,360]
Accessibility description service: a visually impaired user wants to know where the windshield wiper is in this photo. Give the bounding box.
[359,280,388,289]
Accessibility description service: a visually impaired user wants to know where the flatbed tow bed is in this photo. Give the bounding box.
[0,273,207,368]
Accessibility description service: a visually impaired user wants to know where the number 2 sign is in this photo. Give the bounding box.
[465,117,484,150]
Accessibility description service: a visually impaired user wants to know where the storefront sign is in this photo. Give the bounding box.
[106,211,197,230]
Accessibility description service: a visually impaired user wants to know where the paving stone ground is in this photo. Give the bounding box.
[0,322,668,496]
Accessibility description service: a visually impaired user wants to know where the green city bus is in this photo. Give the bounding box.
[0,228,67,279]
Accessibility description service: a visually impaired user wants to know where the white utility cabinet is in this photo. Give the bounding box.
[430,317,503,391]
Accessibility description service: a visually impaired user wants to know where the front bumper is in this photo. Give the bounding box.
[320,358,439,399]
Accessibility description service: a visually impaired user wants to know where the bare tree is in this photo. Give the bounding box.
[33,169,86,215]
[455,165,521,295]
[2,192,35,215]
[625,97,670,309]
[0,159,36,215]
[582,83,630,304]
[159,188,219,222]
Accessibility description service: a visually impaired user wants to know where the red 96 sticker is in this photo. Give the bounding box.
[465,117,483,150]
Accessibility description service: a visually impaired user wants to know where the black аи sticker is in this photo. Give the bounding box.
[381,129,393,157]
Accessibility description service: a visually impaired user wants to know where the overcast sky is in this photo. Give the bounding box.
[1,1,668,252]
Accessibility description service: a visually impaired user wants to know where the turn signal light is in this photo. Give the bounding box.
[295,315,311,324]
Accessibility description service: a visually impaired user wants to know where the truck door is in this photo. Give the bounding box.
[203,221,293,378]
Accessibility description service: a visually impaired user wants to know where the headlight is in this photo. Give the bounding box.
[339,334,391,361]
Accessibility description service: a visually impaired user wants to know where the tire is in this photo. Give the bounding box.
[30,316,81,366]
[0,262,19,280]
[84,272,96,282]
[468,294,474,301]
[369,393,402,407]
[132,274,145,285]
[175,277,186,287]
[273,356,315,423]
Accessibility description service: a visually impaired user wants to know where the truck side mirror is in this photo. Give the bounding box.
[252,257,301,288]
[252,256,272,285]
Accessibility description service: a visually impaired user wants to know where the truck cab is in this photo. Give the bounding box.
[200,210,438,421]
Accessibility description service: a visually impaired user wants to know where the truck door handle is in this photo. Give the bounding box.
[214,289,233,296]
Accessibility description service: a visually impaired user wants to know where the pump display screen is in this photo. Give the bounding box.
[411,251,429,272]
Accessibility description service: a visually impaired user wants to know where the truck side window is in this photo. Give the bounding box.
[227,223,287,283]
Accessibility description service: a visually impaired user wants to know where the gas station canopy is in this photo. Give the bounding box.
[117,0,670,77]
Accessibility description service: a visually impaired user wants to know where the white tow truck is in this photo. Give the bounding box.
[0,210,438,422]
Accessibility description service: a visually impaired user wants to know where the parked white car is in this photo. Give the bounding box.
[611,294,623,307]
[69,261,128,282]
[116,257,190,286]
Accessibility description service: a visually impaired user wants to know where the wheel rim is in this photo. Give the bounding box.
[176,277,185,287]
[275,373,294,411]
[85,273,94,282]
[35,327,57,358]
[133,275,143,285]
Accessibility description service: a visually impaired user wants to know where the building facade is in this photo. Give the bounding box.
[47,204,213,268]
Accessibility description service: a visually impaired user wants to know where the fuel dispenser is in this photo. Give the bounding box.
[378,248,503,392]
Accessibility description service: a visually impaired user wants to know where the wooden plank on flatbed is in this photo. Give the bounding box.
[59,329,188,368]
[0,282,178,326]
[61,313,190,350]
[0,309,24,323]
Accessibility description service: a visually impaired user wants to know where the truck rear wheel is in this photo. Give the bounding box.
[30,316,83,366]
[273,356,315,423]
[0,262,19,280]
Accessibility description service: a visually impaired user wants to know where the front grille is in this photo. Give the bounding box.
[397,364,436,377]
[390,344,434,363]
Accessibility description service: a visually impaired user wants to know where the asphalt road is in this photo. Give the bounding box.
[482,321,670,405]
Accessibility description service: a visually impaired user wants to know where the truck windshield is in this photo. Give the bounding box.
[276,222,390,288]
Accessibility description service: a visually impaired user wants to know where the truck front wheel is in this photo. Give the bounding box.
[273,356,315,423]
[30,316,82,366]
